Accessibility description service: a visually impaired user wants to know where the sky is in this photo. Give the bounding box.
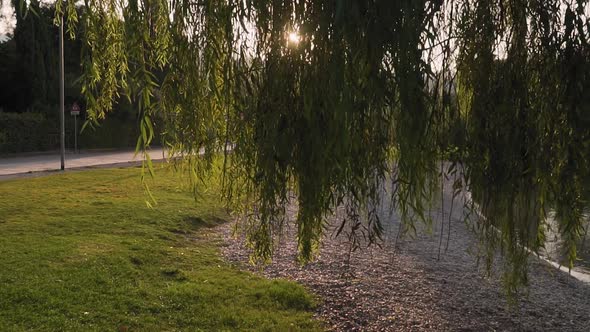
[0,1,15,37]
[1,1,588,53]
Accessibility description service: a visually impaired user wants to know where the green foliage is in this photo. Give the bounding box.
[0,112,54,152]
[0,166,319,331]
[61,0,590,294]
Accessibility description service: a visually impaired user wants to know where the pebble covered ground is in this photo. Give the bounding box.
[220,181,590,331]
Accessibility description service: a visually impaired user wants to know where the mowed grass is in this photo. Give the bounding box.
[0,165,320,331]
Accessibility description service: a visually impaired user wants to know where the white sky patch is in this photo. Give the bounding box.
[0,0,62,37]
[287,31,300,44]
[0,1,15,36]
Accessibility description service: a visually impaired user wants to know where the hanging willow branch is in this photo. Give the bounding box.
[52,0,590,294]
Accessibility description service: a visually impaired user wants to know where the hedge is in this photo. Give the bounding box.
[0,112,54,153]
[0,111,159,153]
[79,116,141,149]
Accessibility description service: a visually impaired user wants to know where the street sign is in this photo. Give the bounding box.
[71,102,80,116]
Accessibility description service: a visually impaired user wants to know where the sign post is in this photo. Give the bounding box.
[71,103,80,153]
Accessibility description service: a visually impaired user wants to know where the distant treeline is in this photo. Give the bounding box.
[0,0,144,152]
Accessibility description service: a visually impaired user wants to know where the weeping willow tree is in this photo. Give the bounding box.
[48,0,590,293]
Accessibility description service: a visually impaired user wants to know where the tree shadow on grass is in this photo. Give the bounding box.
[185,215,227,228]
[168,215,228,236]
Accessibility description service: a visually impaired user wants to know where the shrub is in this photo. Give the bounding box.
[0,111,160,153]
[78,116,141,149]
[0,112,54,153]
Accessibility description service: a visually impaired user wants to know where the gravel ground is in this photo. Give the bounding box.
[220,180,590,331]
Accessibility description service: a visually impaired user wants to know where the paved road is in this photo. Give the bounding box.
[0,148,165,176]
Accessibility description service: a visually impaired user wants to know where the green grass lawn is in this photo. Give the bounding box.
[0,165,320,331]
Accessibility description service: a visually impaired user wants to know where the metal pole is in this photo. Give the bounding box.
[59,14,65,170]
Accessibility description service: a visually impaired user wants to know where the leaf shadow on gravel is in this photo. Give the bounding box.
[220,181,590,332]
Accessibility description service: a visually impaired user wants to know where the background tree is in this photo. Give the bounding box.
[0,0,82,114]
[0,37,29,111]
[12,0,54,111]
